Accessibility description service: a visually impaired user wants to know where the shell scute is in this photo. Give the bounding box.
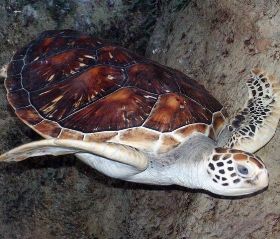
[144,93,212,132]
[173,70,221,113]
[29,65,126,121]
[97,46,142,65]
[126,63,180,94]
[22,49,97,91]
[59,87,158,133]
[26,30,103,64]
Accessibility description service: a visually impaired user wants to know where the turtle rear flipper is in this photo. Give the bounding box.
[226,68,280,153]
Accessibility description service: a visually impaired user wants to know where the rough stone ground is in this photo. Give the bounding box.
[143,0,280,238]
[1,0,280,238]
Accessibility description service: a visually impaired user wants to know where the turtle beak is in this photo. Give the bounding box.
[246,168,269,189]
[229,168,269,196]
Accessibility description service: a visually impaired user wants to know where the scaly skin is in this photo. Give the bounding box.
[77,134,268,196]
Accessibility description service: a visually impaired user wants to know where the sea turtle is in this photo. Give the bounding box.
[1,29,279,196]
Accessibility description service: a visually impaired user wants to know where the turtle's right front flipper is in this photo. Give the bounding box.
[226,68,280,153]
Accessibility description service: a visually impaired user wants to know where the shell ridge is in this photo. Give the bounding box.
[141,97,160,126]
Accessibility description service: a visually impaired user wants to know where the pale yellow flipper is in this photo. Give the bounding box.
[0,139,148,171]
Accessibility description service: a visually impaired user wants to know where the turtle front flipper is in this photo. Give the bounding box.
[0,139,148,171]
[226,68,280,153]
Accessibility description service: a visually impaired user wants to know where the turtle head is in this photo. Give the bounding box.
[202,147,268,196]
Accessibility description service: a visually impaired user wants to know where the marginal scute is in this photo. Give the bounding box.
[117,128,160,151]
[7,60,24,76]
[5,74,22,92]
[16,106,43,125]
[41,37,53,47]
[8,90,30,109]
[119,128,159,142]
[34,120,61,138]
[84,132,118,142]
[174,124,208,140]
[58,129,84,140]
[12,46,28,61]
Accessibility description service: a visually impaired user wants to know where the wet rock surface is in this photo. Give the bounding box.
[146,1,280,238]
[1,0,280,238]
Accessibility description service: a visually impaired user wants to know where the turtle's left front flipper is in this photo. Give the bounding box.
[226,68,280,153]
[0,139,148,171]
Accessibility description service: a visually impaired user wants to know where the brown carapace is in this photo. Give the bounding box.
[6,30,225,153]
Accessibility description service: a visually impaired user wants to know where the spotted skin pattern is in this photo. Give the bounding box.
[5,30,225,153]
[226,68,280,153]
[207,148,265,188]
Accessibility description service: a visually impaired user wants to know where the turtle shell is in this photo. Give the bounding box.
[5,30,226,153]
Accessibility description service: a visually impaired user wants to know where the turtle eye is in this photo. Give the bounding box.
[237,165,249,175]
[237,164,254,178]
